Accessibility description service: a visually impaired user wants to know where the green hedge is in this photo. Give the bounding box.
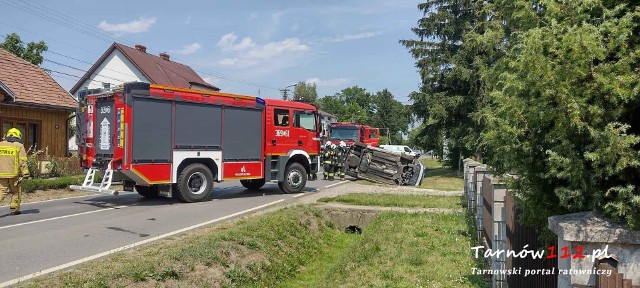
[22,175,85,193]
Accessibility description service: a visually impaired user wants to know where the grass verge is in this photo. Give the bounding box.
[319,193,462,209]
[22,175,84,193]
[420,158,464,191]
[301,211,487,287]
[20,203,485,287]
[21,206,341,288]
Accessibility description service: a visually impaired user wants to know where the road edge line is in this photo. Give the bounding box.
[324,180,350,189]
[0,205,129,230]
[0,199,285,288]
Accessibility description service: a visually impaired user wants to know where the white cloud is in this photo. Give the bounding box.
[331,31,381,42]
[306,77,350,87]
[214,58,259,69]
[98,17,156,35]
[248,12,258,20]
[175,43,202,55]
[202,76,220,85]
[213,33,311,72]
[217,33,256,52]
[245,38,309,59]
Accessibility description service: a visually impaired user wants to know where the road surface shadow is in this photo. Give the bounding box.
[0,208,40,218]
[73,193,177,208]
[213,185,318,200]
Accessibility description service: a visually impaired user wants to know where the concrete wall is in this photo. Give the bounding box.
[549,212,640,287]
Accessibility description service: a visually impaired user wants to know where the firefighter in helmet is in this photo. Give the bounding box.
[335,141,348,180]
[321,141,335,180]
[329,143,338,181]
[0,128,29,215]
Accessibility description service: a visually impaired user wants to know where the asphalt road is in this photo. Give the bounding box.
[0,178,347,286]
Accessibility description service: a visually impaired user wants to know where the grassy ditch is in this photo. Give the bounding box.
[420,158,464,191]
[319,193,462,209]
[21,206,342,288]
[284,212,486,288]
[22,198,485,287]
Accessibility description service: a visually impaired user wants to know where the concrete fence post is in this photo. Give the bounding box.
[549,212,640,288]
[474,165,489,243]
[463,159,481,213]
[482,174,508,288]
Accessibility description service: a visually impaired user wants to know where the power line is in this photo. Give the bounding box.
[45,50,141,79]
[1,0,281,92]
[43,59,129,83]
[1,0,116,44]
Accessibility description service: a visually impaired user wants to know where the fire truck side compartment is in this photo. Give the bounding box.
[174,102,222,150]
[222,107,263,161]
[132,98,172,163]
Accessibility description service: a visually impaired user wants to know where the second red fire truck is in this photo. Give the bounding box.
[327,122,380,147]
[72,82,321,202]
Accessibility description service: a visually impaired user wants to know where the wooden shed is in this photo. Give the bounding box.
[0,48,77,157]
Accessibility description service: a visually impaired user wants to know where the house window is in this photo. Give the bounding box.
[2,119,39,151]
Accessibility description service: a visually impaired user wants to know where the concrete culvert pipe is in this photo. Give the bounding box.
[345,225,362,234]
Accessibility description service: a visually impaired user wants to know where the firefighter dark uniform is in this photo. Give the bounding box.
[321,141,335,180]
[335,141,348,180]
[0,128,29,215]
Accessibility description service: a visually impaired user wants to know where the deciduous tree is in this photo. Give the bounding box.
[1,33,48,66]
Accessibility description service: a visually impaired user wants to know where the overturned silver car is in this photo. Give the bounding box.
[344,142,424,186]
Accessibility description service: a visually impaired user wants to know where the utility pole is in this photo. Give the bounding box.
[280,83,297,100]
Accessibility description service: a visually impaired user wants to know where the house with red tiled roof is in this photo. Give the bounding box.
[0,48,77,157]
[69,43,219,99]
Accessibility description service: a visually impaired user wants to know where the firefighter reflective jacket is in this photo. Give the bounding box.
[321,147,335,164]
[0,140,28,178]
[335,147,348,167]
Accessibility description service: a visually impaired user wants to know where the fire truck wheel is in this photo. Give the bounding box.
[240,178,266,190]
[279,162,307,194]
[136,185,160,198]
[176,163,214,202]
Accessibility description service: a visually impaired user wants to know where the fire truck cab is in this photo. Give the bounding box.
[72,82,321,202]
[328,122,380,147]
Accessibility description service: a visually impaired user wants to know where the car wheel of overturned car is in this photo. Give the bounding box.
[176,163,214,202]
[240,178,266,190]
[136,185,160,198]
[278,162,307,194]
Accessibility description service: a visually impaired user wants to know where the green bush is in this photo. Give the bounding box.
[25,146,83,179]
[26,148,44,178]
[46,155,83,177]
[22,175,84,193]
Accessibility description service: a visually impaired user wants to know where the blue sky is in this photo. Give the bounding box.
[0,0,422,103]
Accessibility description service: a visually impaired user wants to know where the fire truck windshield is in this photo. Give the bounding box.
[329,127,358,141]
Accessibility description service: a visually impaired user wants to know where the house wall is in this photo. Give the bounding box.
[73,49,149,99]
[319,115,337,142]
[0,105,71,157]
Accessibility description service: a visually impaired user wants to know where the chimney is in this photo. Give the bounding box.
[159,52,170,61]
[134,44,147,53]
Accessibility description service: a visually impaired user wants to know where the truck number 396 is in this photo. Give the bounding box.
[275,130,290,137]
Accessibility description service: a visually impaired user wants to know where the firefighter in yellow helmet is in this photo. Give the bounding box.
[0,128,29,215]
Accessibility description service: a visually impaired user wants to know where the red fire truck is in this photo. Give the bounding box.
[71,82,321,202]
[327,122,380,147]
